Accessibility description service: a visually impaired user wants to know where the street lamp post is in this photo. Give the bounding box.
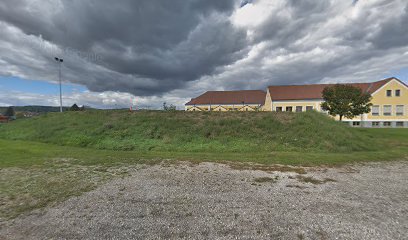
[54,57,64,112]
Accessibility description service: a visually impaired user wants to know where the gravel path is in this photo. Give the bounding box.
[1,161,407,240]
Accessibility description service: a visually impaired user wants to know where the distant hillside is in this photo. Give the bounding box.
[0,106,76,114]
[0,110,382,153]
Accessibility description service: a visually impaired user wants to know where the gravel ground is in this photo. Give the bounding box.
[1,161,407,240]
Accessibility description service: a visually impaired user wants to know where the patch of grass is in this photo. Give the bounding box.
[229,163,307,174]
[253,177,277,183]
[0,160,131,220]
[296,176,337,185]
[1,110,407,165]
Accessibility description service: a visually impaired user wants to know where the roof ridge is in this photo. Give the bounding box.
[186,89,266,106]
[206,90,265,93]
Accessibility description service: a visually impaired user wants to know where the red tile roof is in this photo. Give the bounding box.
[186,90,266,105]
[267,77,397,101]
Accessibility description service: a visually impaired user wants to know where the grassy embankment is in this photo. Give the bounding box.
[2,110,408,161]
[1,110,407,219]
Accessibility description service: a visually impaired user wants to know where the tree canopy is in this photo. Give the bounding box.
[70,104,81,111]
[321,84,372,121]
[163,102,176,111]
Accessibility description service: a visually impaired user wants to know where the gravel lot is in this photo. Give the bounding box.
[1,161,407,240]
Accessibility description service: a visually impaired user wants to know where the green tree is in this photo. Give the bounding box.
[163,102,176,111]
[70,104,80,111]
[4,106,15,117]
[321,84,372,121]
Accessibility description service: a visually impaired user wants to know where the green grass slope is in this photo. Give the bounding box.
[0,110,384,153]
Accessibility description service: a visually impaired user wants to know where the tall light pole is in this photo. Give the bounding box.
[54,57,64,112]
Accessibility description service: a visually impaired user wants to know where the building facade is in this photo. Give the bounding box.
[185,90,266,112]
[263,77,408,127]
[185,77,408,127]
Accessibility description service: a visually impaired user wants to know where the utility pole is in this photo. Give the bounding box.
[54,57,64,112]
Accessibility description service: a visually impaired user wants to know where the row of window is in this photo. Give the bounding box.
[386,89,402,97]
[353,121,405,127]
[372,105,405,116]
[275,106,314,112]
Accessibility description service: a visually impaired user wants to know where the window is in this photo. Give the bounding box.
[383,122,391,127]
[396,90,401,97]
[396,122,404,127]
[372,122,380,127]
[276,107,283,112]
[296,106,303,112]
[372,105,380,116]
[286,106,293,112]
[306,106,314,111]
[396,105,404,116]
[352,122,360,126]
[386,90,392,97]
[383,105,392,116]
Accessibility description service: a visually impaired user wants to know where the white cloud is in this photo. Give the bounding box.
[0,90,191,110]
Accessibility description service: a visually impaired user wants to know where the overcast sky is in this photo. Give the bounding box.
[0,0,407,109]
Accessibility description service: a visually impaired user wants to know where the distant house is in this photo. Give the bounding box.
[22,112,40,118]
[185,90,266,112]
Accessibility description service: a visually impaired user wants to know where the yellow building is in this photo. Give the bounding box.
[185,77,407,127]
[185,90,266,112]
[263,77,408,127]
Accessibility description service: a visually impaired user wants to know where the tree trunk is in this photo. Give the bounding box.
[339,115,343,122]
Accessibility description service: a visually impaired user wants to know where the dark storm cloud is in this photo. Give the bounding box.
[0,0,246,95]
[97,17,247,81]
[0,0,236,50]
[369,3,408,49]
